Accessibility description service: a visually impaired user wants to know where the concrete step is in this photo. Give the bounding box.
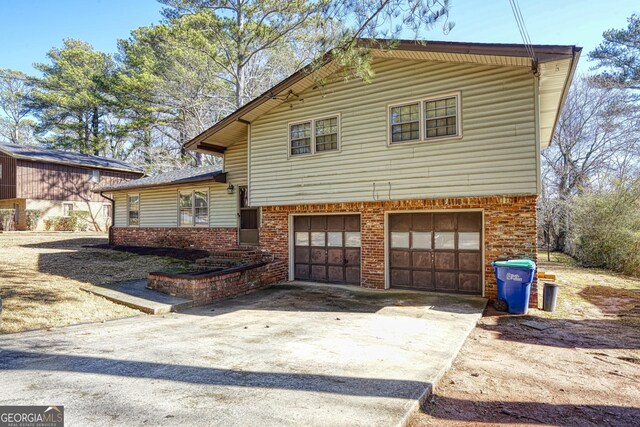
[82,280,193,315]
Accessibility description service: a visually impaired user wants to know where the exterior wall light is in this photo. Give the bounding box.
[227,183,235,194]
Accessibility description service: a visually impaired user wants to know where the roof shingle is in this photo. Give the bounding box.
[93,165,225,192]
[0,142,143,174]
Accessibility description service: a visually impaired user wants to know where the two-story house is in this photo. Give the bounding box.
[0,142,144,231]
[99,40,580,305]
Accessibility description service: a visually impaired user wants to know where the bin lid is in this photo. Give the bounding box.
[492,259,536,269]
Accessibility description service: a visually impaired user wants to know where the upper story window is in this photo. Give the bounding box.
[389,93,461,144]
[290,115,340,156]
[90,169,101,183]
[127,194,139,226]
[179,190,208,226]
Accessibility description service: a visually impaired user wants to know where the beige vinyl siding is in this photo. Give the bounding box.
[112,183,236,228]
[249,58,537,206]
[139,188,178,227]
[110,143,248,228]
[114,192,128,227]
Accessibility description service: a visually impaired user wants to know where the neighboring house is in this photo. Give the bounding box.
[0,142,144,231]
[101,40,580,305]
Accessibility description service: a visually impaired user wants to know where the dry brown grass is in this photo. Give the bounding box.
[0,232,191,334]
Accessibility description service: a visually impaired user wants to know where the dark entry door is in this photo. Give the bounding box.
[388,212,483,294]
[294,215,361,284]
[239,186,259,245]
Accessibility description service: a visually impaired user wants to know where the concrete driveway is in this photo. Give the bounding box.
[0,282,485,426]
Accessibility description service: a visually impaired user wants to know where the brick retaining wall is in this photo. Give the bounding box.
[148,259,288,306]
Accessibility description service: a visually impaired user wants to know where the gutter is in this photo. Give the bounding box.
[550,46,582,145]
[99,192,115,245]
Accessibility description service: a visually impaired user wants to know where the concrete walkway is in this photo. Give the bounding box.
[82,280,193,314]
[0,283,486,426]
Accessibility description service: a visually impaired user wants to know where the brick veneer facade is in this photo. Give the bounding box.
[110,227,238,251]
[259,195,539,306]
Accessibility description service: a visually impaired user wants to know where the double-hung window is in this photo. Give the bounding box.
[127,195,139,226]
[290,115,340,156]
[389,93,460,144]
[179,190,208,226]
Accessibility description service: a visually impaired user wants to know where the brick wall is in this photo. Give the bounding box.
[148,260,288,305]
[110,227,238,251]
[259,195,539,306]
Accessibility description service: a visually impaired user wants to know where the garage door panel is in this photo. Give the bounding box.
[459,273,482,293]
[328,266,344,282]
[434,213,455,231]
[327,248,344,265]
[435,252,456,270]
[345,248,360,265]
[389,212,482,295]
[412,270,434,289]
[310,265,327,281]
[295,246,309,263]
[310,248,327,264]
[295,264,309,280]
[345,266,360,284]
[412,251,432,268]
[390,250,410,268]
[435,272,457,290]
[327,215,344,231]
[412,213,432,231]
[345,215,360,231]
[459,252,481,271]
[310,216,326,230]
[391,269,411,287]
[294,216,309,230]
[294,215,361,284]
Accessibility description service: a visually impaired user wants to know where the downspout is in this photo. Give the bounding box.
[99,191,115,245]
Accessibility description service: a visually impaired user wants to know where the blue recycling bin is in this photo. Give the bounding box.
[491,259,536,314]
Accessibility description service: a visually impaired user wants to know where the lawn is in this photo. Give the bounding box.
[0,232,191,334]
[410,252,640,426]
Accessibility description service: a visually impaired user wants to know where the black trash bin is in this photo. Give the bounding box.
[543,282,559,312]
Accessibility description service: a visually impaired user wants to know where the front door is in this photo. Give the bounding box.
[388,212,483,294]
[239,186,259,245]
[293,215,361,284]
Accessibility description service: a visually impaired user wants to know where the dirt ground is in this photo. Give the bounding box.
[410,253,640,426]
[0,232,190,334]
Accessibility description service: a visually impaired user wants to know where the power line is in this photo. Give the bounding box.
[508,0,537,66]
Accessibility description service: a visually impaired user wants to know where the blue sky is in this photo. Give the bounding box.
[0,0,637,75]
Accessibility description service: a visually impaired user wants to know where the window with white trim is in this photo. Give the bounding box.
[389,94,460,144]
[90,169,101,183]
[179,190,208,226]
[290,115,340,156]
[127,194,139,226]
[62,203,73,217]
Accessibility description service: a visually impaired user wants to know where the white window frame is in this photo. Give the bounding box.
[178,189,209,227]
[90,169,101,183]
[387,91,462,146]
[62,203,74,218]
[288,114,341,158]
[103,203,112,219]
[127,194,140,227]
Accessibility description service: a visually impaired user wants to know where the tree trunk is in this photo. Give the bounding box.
[92,106,100,155]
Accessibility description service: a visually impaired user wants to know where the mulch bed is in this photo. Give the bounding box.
[89,244,209,261]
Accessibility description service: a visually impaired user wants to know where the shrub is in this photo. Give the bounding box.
[25,209,42,230]
[0,209,16,231]
[71,210,91,231]
[43,216,79,231]
[570,184,640,275]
